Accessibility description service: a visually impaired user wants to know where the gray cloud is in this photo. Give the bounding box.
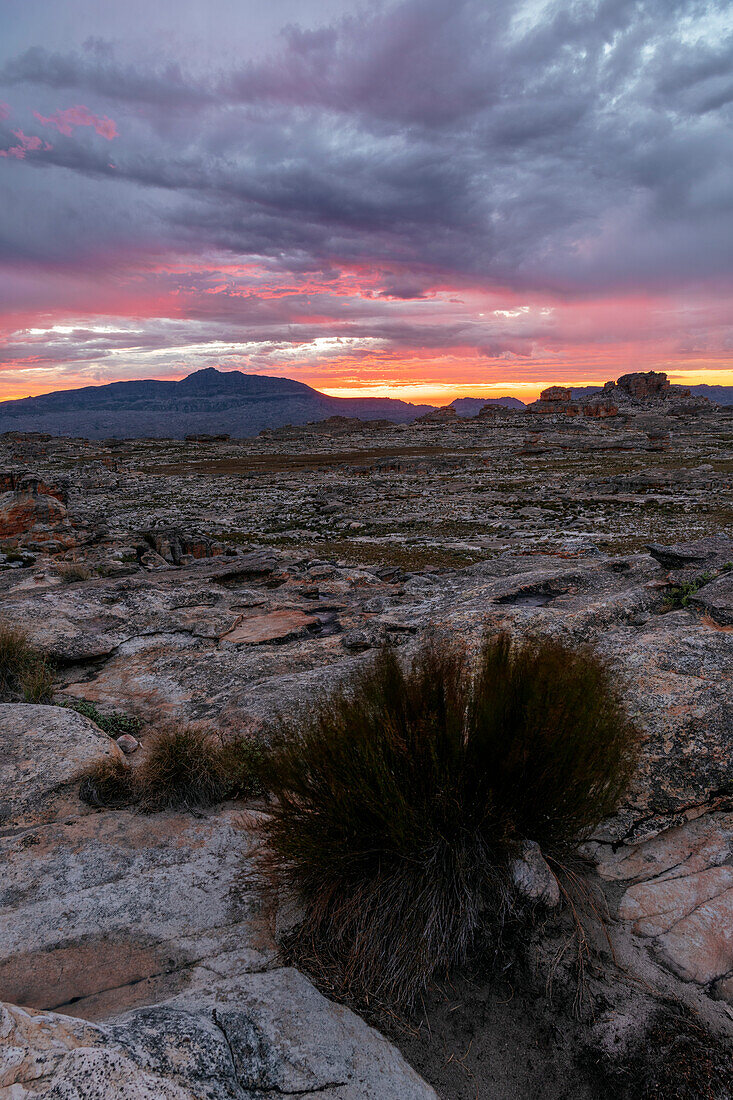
[0,0,731,385]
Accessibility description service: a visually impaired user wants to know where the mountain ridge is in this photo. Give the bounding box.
[0,368,435,439]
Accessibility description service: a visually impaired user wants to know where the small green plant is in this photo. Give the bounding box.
[219,736,268,798]
[0,623,54,703]
[65,698,142,738]
[260,633,639,1006]
[664,571,713,610]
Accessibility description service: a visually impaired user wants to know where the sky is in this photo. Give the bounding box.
[0,0,732,405]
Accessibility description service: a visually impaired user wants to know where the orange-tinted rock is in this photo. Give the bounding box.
[539,386,572,402]
[616,371,671,399]
[0,490,72,544]
[222,609,318,645]
[583,400,618,417]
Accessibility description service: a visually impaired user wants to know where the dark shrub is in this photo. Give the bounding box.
[261,632,639,1006]
[0,623,54,703]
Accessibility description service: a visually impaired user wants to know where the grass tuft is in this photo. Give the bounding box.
[0,622,54,703]
[260,632,639,1007]
[56,562,92,584]
[135,726,229,811]
[79,758,135,809]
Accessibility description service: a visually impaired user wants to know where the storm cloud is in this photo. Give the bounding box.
[0,0,731,399]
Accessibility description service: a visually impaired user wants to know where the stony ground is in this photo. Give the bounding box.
[1,400,733,1098]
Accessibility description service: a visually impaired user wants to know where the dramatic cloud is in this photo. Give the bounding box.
[0,0,731,400]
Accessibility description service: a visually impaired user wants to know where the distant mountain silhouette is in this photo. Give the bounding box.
[570,383,733,405]
[0,368,437,439]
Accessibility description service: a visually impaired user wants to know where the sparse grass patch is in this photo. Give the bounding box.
[260,633,639,1007]
[0,623,54,703]
[56,562,92,584]
[267,537,486,571]
[78,722,268,812]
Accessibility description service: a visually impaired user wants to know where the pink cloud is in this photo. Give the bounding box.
[34,105,118,140]
[0,130,53,159]
[0,103,10,121]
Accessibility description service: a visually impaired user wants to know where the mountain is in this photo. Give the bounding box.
[0,368,436,440]
[570,384,733,405]
[685,385,733,406]
[449,396,525,416]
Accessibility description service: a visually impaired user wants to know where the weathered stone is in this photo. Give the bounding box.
[690,572,733,626]
[0,972,438,1098]
[0,490,72,546]
[510,841,561,907]
[221,610,318,645]
[0,704,122,829]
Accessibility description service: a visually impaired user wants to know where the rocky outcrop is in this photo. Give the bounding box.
[139,527,225,566]
[616,371,672,400]
[0,703,436,1098]
[527,386,577,415]
[414,405,459,425]
[1,973,437,1099]
[0,482,75,551]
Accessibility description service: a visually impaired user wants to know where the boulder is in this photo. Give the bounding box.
[510,840,561,907]
[0,972,438,1098]
[0,704,123,828]
[0,490,74,547]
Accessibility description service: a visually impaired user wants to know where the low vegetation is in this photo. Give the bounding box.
[260,633,639,1006]
[79,724,265,811]
[664,571,714,610]
[56,562,92,584]
[65,698,142,739]
[0,623,54,703]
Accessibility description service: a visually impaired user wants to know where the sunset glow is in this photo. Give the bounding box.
[1,1,732,404]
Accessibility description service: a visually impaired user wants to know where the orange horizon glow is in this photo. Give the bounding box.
[3,366,733,406]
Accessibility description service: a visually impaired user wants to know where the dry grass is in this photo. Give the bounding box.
[79,724,266,811]
[260,633,640,1007]
[0,623,54,703]
[56,562,92,584]
[78,758,135,809]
